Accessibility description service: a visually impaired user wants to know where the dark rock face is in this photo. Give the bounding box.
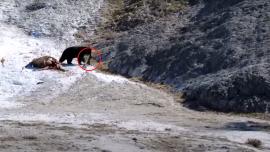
[25,2,47,12]
[102,0,270,113]
[184,65,270,112]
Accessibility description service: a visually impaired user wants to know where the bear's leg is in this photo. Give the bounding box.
[67,58,73,64]
[78,54,85,65]
[78,57,82,65]
[59,56,65,63]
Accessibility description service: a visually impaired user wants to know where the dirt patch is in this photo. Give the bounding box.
[1,72,269,151]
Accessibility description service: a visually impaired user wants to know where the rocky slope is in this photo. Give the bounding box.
[2,0,103,44]
[1,1,270,151]
[96,0,270,113]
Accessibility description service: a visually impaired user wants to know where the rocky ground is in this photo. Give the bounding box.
[0,72,270,152]
[1,0,270,151]
[98,0,270,113]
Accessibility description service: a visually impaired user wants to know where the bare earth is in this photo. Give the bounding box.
[0,72,270,152]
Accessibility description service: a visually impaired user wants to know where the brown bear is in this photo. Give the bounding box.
[59,46,92,65]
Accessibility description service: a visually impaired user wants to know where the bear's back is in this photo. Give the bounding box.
[63,46,88,56]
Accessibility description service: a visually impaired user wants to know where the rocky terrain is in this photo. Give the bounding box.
[97,0,270,113]
[0,0,270,151]
[2,0,103,44]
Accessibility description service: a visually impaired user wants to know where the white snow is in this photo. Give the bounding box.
[0,111,187,133]
[199,130,270,149]
[0,112,108,125]
[0,100,24,109]
[0,23,84,107]
[0,0,133,108]
[117,120,187,132]
[0,22,133,108]
[91,71,132,84]
[222,131,270,147]
[0,24,126,108]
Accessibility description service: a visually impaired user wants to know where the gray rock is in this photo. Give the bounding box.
[25,2,47,12]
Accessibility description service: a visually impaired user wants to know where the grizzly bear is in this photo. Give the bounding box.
[59,46,92,65]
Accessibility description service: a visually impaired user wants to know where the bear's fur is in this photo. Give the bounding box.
[59,46,92,65]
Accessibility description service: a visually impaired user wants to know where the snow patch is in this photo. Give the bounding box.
[117,120,187,132]
[0,23,84,108]
[0,112,109,125]
[0,22,128,108]
[0,100,24,109]
[90,71,133,84]
[200,130,270,149]
[0,0,126,109]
